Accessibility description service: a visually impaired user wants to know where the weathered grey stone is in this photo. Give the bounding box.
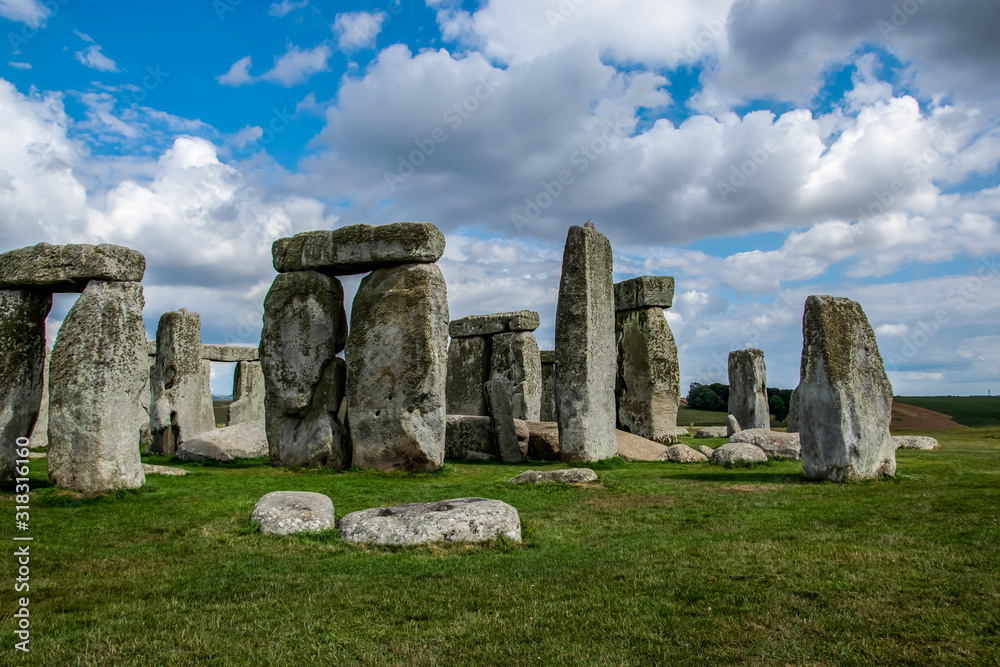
[273,222,445,275]
[347,263,448,471]
[200,344,259,362]
[485,379,523,463]
[729,429,801,460]
[0,242,145,292]
[893,435,940,450]
[614,275,675,312]
[27,347,50,449]
[728,349,770,431]
[509,469,598,485]
[339,497,521,545]
[445,415,493,459]
[664,444,709,463]
[251,491,336,536]
[228,361,266,426]
[149,310,216,457]
[539,350,556,364]
[47,281,147,492]
[617,430,669,461]
[710,442,768,467]
[787,388,800,433]
[449,310,540,338]
[142,463,188,476]
[555,223,616,462]
[491,331,542,421]
[146,339,157,356]
[176,420,269,462]
[675,427,689,436]
[695,426,728,438]
[525,421,560,460]
[615,307,680,444]
[446,335,490,417]
[697,445,715,458]
[465,451,497,462]
[799,296,895,482]
[726,414,741,437]
[540,356,556,422]
[0,290,50,481]
[261,271,351,469]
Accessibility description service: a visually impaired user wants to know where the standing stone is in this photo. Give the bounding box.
[799,295,895,482]
[347,263,448,471]
[786,388,800,433]
[728,349,770,431]
[47,281,147,492]
[149,310,216,457]
[228,361,266,426]
[446,336,490,416]
[491,331,542,421]
[485,380,523,463]
[615,306,680,444]
[555,222,617,462]
[540,350,556,422]
[260,271,351,469]
[27,347,51,449]
[0,290,51,481]
[726,414,741,437]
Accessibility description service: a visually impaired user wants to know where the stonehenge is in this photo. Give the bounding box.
[728,348,770,431]
[539,350,556,422]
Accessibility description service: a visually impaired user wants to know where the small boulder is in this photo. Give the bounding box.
[176,421,268,462]
[526,421,560,460]
[726,414,741,437]
[711,443,768,467]
[729,429,801,460]
[695,426,728,439]
[663,444,708,463]
[509,469,598,485]
[893,435,939,450]
[465,451,497,462]
[142,463,188,476]
[338,497,520,545]
[616,429,669,461]
[675,427,689,436]
[697,445,715,458]
[251,491,336,536]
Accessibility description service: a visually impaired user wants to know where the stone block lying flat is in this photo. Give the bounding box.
[251,491,336,536]
[449,310,540,338]
[200,344,259,362]
[613,276,674,312]
[729,429,801,460]
[508,469,598,485]
[176,421,269,462]
[893,435,939,450]
[273,222,445,275]
[710,442,768,467]
[0,243,145,292]
[695,426,728,438]
[339,498,521,545]
[663,444,708,463]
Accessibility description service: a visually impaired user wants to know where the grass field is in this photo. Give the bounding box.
[3,427,999,665]
[676,407,785,429]
[893,396,1000,427]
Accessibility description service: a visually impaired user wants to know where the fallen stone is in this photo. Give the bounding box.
[727,414,741,437]
[509,469,598,485]
[47,281,147,492]
[697,445,715,458]
[525,421,560,461]
[261,271,351,469]
[616,429,669,462]
[347,263,448,471]
[228,361,266,426]
[27,452,46,460]
[446,335,490,416]
[615,305,680,444]
[339,497,520,545]
[893,435,939,450]
[200,344,259,362]
[491,331,542,421]
[799,295,895,482]
[729,429,801,460]
[450,310,540,339]
[675,427,689,436]
[176,421,269,462]
[728,349,770,431]
[465,451,497,462]
[251,491,336,536]
[0,290,50,481]
[613,275,675,311]
[710,443,768,467]
[142,463,188,476]
[0,242,145,292]
[273,222,445,275]
[695,426,728,438]
[555,222,617,462]
[485,380,523,463]
[664,444,709,463]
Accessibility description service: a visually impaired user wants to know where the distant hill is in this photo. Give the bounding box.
[211,395,233,402]
[893,396,1000,428]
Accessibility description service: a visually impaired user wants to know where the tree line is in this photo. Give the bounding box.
[686,383,793,422]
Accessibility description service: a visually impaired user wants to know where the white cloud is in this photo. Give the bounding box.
[0,0,49,27]
[259,44,331,86]
[269,0,308,18]
[8,61,30,69]
[73,29,94,43]
[217,56,253,86]
[333,10,387,51]
[74,45,119,73]
[228,125,264,149]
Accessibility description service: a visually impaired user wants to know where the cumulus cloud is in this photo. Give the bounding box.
[269,0,308,18]
[0,0,49,27]
[217,56,254,86]
[74,44,119,73]
[259,43,331,86]
[8,61,30,69]
[333,10,387,51]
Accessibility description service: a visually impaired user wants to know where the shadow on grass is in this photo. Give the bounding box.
[660,469,809,485]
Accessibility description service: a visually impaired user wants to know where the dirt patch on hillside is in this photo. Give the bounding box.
[891,402,966,432]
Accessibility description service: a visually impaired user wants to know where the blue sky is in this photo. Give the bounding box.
[2,0,998,397]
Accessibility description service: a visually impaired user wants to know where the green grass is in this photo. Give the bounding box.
[894,395,1000,427]
[2,429,999,665]
[677,407,785,429]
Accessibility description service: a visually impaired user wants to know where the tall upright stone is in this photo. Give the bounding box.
[728,348,770,431]
[28,347,51,448]
[799,295,895,482]
[260,271,350,469]
[786,387,800,433]
[484,380,523,463]
[347,263,448,471]
[47,281,147,492]
[149,309,215,456]
[490,331,542,421]
[0,290,51,481]
[614,276,679,444]
[228,360,266,426]
[446,336,491,416]
[539,350,556,422]
[554,221,616,462]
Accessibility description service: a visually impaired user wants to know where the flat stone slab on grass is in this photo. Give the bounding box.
[893,436,940,450]
[697,445,716,458]
[449,310,540,338]
[142,463,188,476]
[663,444,708,463]
[339,497,520,545]
[616,430,669,462]
[0,242,145,292]
[251,491,336,536]
[509,469,598,485]
[695,426,728,438]
[176,421,268,462]
[729,429,801,460]
[675,427,689,436]
[273,222,445,275]
[711,443,768,467]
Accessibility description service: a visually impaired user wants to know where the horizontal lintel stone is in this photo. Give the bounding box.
[0,243,146,292]
[272,222,445,275]
[449,310,540,338]
[614,276,674,312]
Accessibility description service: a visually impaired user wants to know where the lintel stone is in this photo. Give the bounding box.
[272,222,445,275]
[614,276,674,312]
[200,344,259,362]
[0,242,145,292]
[449,310,540,338]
